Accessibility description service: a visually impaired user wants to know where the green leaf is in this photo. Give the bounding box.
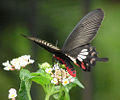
[73,78,84,88]
[31,69,52,86]
[65,83,77,91]
[18,69,32,100]
[31,76,50,86]
[19,69,32,80]
[32,69,52,79]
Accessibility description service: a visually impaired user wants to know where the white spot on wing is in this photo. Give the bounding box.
[65,54,76,64]
[81,49,88,52]
[77,49,89,62]
[77,57,83,62]
[80,52,89,55]
[78,55,86,59]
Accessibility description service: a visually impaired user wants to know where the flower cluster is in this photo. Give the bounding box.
[8,88,17,99]
[2,55,34,71]
[44,63,75,86]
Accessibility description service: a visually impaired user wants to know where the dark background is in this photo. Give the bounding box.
[0,0,120,100]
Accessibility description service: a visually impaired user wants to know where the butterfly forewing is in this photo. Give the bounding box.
[62,9,104,54]
[23,35,60,53]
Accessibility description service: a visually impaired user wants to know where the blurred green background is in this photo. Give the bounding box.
[0,0,119,100]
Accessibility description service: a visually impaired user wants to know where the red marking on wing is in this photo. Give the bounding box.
[81,62,86,70]
[75,63,80,67]
[54,55,76,77]
[75,62,86,70]
[66,67,76,77]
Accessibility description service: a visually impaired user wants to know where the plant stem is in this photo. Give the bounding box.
[11,98,15,100]
[64,88,70,100]
[45,93,50,100]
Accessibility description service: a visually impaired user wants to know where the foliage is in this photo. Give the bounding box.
[18,62,84,100]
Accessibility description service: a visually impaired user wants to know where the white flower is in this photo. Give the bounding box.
[20,55,30,59]
[18,55,34,66]
[62,79,69,86]
[19,59,28,67]
[2,61,12,71]
[51,78,58,84]
[10,58,21,70]
[53,64,60,70]
[18,57,29,67]
[29,59,34,64]
[70,78,75,82]
[51,74,54,77]
[45,68,53,73]
[4,66,12,71]
[68,76,73,79]
[2,55,34,71]
[68,76,75,82]
[8,88,17,99]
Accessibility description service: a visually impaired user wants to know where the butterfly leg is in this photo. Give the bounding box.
[52,56,55,66]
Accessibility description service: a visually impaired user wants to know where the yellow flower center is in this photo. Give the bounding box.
[11,94,15,98]
[64,81,68,84]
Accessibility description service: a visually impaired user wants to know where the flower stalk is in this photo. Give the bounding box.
[11,98,16,100]
[45,93,50,100]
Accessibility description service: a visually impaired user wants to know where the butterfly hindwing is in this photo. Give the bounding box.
[54,55,76,77]
[65,61,76,77]
[75,45,108,71]
[75,45,97,71]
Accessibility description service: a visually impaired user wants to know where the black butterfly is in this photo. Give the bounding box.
[23,9,108,77]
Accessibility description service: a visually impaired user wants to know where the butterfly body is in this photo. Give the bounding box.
[23,9,108,77]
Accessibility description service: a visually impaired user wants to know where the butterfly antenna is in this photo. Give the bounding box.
[55,40,58,47]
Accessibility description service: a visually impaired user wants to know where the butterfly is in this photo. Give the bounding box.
[23,9,108,77]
